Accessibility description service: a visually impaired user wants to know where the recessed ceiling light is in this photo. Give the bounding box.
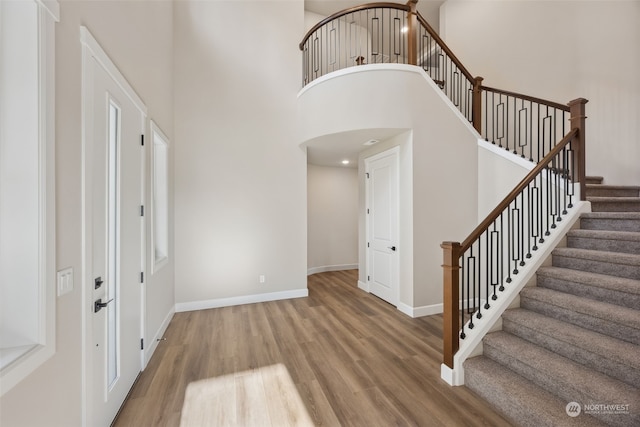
[341,160,350,165]
[363,139,378,146]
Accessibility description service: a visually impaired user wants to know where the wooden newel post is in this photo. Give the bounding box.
[568,98,588,201]
[406,0,418,66]
[472,76,484,134]
[441,241,461,369]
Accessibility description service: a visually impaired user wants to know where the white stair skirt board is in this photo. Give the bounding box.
[307,264,358,276]
[441,200,591,386]
[175,289,309,313]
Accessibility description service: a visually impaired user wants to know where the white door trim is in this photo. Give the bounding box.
[364,146,400,306]
[80,26,147,427]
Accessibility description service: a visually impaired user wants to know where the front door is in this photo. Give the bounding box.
[366,147,399,306]
[83,30,145,427]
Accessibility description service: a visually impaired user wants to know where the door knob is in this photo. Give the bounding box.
[94,298,114,313]
[388,246,396,251]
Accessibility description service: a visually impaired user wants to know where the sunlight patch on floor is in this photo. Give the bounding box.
[180,363,313,427]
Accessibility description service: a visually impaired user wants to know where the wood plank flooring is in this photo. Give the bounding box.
[113,270,512,426]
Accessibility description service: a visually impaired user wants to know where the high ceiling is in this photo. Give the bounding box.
[305,0,445,32]
[303,1,445,168]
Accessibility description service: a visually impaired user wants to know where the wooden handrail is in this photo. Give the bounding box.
[459,128,578,253]
[414,13,474,82]
[442,109,585,368]
[481,85,570,112]
[299,2,410,50]
[442,98,588,369]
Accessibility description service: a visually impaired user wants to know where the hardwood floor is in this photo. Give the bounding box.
[113,270,512,426]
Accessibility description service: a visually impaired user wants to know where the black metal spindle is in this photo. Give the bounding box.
[525,183,532,259]
[506,203,512,283]
[499,213,505,291]
[467,249,475,330]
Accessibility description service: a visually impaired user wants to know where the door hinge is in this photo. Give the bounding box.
[367,242,370,248]
[367,208,370,214]
[140,272,144,283]
[140,205,144,216]
[140,135,145,146]
[367,275,370,281]
[366,172,370,179]
[140,338,144,350]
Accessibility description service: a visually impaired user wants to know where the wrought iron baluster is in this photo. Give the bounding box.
[460,253,466,339]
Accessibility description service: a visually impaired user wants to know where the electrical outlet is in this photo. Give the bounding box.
[259,275,266,284]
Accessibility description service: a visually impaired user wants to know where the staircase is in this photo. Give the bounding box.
[463,177,640,427]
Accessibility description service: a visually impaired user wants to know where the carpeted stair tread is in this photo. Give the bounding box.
[586,184,640,190]
[567,229,640,255]
[502,308,640,388]
[537,266,640,296]
[585,184,640,197]
[552,247,640,280]
[520,287,640,345]
[482,332,640,426]
[581,212,640,220]
[464,356,604,427]
[536,266,640,309]
[568,228,640,243]
[587,197,640,212]
[580,212,640,232]
[585,176,604,185]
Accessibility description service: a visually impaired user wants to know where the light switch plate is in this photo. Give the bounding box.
[57,267,73,296]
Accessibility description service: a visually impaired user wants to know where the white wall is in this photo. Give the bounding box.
[299,64,479,312]
[441,0,640,186]
[477,141,533,220]
[307,164,359,273]
[173,0,307,308]
[0,1,175,426]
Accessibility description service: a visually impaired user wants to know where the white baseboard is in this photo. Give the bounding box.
[307,264,358,276]
[397,298,487,318]
[398,302,442,318]
[144,307,175,367]
[175,288,309,313]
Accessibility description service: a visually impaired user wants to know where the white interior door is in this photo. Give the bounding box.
[83,33,145,427]
[366,148,399,306]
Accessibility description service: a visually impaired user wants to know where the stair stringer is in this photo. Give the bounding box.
[441,201,591,386]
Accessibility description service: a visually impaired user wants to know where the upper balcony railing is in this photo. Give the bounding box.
[300,1,476,123]
[299,1,577,165]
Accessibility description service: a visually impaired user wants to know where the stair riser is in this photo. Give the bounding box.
[566,235,640,255]
[502,319,640,389]
[520,297,640,346]
[590,201,640,212]
[536,275,639,310]
[585,177,604,185]
[552,254,640,281]
[483,343,640,427]
[464,368,555,427]
[580,218,640,233]
[586,189,640,198]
